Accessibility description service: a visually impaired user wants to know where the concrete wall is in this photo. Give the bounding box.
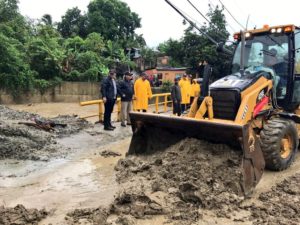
[0,82,100,104]
[0,82,164,104]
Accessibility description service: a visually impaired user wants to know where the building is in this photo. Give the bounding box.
[157,67,187,82]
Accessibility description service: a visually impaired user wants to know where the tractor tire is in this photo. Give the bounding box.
[260,118,299,171]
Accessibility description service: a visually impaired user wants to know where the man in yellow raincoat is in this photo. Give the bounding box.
[134,72,152,112]
[179,74,191,112]
[190,79,201,104]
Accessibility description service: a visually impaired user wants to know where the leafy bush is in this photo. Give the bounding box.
[161,80,173,92]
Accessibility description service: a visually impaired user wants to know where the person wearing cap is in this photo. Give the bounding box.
[101,69,117,131]
[117,71,134,127]
[134,72,152,112]
[178,74,191,113]
[171,77,182,116]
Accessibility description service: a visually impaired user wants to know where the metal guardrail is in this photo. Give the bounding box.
[80,93,172,122]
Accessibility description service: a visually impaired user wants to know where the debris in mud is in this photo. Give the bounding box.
[18,117,67,132]
[0,204,48,225]
[0,105,90,160]
[65,207,108,225]
[100,150,122,158]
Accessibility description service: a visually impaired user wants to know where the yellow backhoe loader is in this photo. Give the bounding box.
[128,24,300,196]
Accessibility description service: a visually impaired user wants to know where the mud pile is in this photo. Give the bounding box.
[65,207,108,225]
[0,105,89,160]
[112,138,244,223]
[245,173,300,225]
[65,137,300,224]
[0,204,48,225]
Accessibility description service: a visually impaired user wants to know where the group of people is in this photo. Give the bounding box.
[101,60,211,130]
[171,60,212,116]
[101,70,152,131]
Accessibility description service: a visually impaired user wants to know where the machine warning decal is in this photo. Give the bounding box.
[241,105,248,120]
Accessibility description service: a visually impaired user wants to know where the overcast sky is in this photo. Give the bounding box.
[19,0,299,47]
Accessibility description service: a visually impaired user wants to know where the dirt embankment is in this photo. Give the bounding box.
[0,105,90,161]
[65,138,300,225]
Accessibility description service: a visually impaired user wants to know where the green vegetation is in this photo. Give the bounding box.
[0,0,145,97]
[161,80,173,92]
[0,0,232,98]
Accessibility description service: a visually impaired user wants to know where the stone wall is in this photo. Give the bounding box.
[0,82,100,104]
[0,82,164,104]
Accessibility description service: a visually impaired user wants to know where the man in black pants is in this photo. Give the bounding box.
[171,77,182,116]
[101,69,117,131]
[201,60,212,97]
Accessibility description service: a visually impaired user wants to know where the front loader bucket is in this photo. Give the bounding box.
[128,112,265,196]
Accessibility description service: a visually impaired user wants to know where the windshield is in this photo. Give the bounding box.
[232,33,289,74]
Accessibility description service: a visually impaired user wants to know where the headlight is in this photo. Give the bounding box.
[245,32,251,38]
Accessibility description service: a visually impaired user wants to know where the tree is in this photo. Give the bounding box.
[87,0,141,42]
[158,5,231,79]
[0,0,19,23]
[141,47,158,69]
[158,39,185,67]
[0,33,34,95]
[41,14,52,26]
[57,7,88,38]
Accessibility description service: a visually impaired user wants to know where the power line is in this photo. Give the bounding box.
[186,0,228,40]
[218,0,245,30]
[188,0,210,25]
[165,0,218,45]
[205,0,237,34]
[165,0,233,55]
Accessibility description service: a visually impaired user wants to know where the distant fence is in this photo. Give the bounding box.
[80,93,172,122]
[0,82,164,105]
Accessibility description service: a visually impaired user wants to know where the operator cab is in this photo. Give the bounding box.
[231,25,300,110]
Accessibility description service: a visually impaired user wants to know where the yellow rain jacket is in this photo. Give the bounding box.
[191,82,201,97]
[179,78,191,104]
[134,78,152,110]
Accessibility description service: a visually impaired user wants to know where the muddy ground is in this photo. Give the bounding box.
[65,138,300,225]
[0,205,48,225]
[1,104,300,225]
[0,105,90,161]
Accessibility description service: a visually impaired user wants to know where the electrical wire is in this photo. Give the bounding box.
[186,0,228,40]
[218,0,246,30]
[205,0,237,33]
[165,0,233,55]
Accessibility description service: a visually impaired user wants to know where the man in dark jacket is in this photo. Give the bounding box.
[101,69,117,131]
[171,77,182,116]
[117,71,134,127]
[201,60,212,97]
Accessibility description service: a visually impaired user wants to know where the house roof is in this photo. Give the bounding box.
[156,67,187,71]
